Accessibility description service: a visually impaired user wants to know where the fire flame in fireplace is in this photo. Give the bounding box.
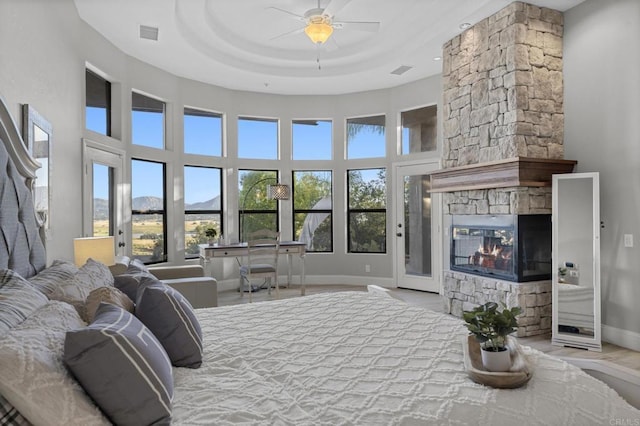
[471,243,513,270]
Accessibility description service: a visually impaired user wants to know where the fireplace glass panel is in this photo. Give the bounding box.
[451,215,551,282]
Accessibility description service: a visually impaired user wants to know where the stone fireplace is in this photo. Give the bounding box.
[434,1,575,337]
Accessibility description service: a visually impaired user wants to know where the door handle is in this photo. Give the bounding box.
[118,241,126,247]
[396,232,402,237]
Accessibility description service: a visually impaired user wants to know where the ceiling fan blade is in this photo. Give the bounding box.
[333,21,380,32]
[266,6,306,22]
[270,26,306,41]
[323,37,340,52]
[323,0,352,18]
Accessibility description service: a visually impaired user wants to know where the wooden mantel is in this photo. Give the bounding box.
[429,157,578,193]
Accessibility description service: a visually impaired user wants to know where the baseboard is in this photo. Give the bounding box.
[216,275,394,292]
[602,324,640,352]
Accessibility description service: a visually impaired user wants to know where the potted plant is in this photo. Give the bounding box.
[205,227,217,246]
[463,302,522,372]
[558,267,568,283]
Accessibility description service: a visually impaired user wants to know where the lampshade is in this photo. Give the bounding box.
[304,21,333,44]
[267,183,290,200]
[73,236,115,267]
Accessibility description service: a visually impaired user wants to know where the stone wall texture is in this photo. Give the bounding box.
[443,271,552,337]
[441,1,563,216]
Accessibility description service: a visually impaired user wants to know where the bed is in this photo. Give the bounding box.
[1,94,639,425]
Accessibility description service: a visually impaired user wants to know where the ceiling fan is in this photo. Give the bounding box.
[269,0,380,45]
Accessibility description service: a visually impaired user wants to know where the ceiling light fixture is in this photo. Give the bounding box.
[459,22,472,30]
[304,16,334,44]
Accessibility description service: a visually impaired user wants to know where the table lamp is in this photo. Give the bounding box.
[73,236,116,267]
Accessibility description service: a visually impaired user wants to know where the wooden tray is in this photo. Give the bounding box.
[462,335,532,389]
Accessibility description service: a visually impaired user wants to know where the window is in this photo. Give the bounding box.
[132,92,165,149]
[401,105,437,154]
[238,169,278,242]
[346,115,385,159]
[85,69,111,136]
[293,171,332,252]
[184,107,222,156]
[131,159,166,263]
[184,166,223,259]
[292,119,332,160]
[92,163,113,236]
[347,168,386,253]
[238,117,278,159]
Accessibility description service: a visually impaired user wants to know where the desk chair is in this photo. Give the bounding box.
[239,229,280,302]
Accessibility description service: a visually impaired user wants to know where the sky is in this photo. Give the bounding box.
[87,107,389,202]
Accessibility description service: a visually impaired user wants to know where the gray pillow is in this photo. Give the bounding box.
[0,269,49,337]
[136,277,203,368]
[64,303,173,426]
[113,270,155,301]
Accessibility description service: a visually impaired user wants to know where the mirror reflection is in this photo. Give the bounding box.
[555,176,596,338]
[32,124,49,214]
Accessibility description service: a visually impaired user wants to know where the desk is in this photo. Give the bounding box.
[199,241,307,296]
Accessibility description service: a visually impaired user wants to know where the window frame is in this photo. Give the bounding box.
[131,91,166,149]
[183,107,223,157]
[85,68,111,136]
[237,116,279,160]
[347,168,387,254]
[238,169,281,242]
[292,170,333,253]
[345,114,386,159]
[184,165,224,259]
[131,158,167,264]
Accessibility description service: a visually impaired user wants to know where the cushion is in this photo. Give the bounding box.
[84,286,134,323]
[0,269,48,337]
[113,270,156,301]
[27,259,79,297]
[127,258,150,274]
[48,258,114,319]
[64,303,173,426]
[136,277,203,368]
[0,301,109,426]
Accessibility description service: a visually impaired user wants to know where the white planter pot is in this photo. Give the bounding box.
[481,347,511,372]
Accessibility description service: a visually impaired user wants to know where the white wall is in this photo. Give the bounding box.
[564,0,640,348]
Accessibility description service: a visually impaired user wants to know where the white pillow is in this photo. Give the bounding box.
[49,258,114,319]
[0,301,109,426]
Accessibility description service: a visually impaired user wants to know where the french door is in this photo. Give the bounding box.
[394,162,441,292]
[81,140,126,255]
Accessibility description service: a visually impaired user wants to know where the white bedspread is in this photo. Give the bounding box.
[172,291,639,425]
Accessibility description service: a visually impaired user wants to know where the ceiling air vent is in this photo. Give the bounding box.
[390,65,413,76]
[139,25,159,41]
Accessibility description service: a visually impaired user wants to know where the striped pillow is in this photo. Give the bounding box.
[27,259,79,297]
[64,303,173,426]
[136,277,203,368]
[0,269,48,337]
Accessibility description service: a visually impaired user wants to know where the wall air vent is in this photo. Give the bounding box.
[390,65,413,76]
[139,25,159,41]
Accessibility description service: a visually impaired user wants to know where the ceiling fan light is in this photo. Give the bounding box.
[304,22,333,44]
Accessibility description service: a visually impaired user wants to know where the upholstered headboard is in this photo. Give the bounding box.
[0,94,46,278]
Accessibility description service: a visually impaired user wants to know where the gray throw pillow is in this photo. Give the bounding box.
[136,277,203,368]
[64,303,173,426]
[113,270,155,301]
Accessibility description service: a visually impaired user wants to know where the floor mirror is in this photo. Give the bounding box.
[551,172,601,351]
